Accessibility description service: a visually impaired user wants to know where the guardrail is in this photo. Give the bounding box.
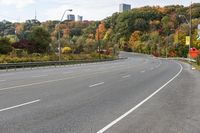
[0,58,126,72]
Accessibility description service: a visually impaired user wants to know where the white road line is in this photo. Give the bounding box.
[63,71,73,74]
[97,62,183,133]
[122,75,131,78]
[89,82,105,88]
[150,67,154,70]
[141,70,145,73]
[32,75,48,78]
[0,61,147,92]
[0,76,76,91]
[0,99,40,112]
[0,80,6,82]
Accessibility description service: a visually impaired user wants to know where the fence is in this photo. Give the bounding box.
[0,58,125,71]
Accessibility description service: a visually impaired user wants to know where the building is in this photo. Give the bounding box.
[119,3,131,12]
[77,15,83,22]
[67,14,75,21]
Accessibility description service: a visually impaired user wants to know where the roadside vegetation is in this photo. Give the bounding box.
[0,3,200,64]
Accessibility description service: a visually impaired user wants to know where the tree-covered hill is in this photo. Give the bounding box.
[0,3,200,61]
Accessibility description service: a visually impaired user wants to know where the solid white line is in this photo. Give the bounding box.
[122,75,131,78]
[89,82,105,88]
[32,75,48,78]
[0,99,40,112]
[0,80,6,82]
[97,62,183,133]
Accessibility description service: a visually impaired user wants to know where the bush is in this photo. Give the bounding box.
[197,54,200,66]
[0,37,12,54]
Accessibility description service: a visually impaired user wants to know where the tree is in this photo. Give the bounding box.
[128,31,141,51]
[28,26,51,53]
[0,37,12,54]
[134,18,149,31]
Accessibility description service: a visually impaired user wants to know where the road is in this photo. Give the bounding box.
[0,52,199,133]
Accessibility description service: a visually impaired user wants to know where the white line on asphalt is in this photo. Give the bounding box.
[89,82,105,88]
[122,75,131,78]
[0,77,76,91]
[0,80,6,82]
[63,71,73,74]
[141,70,145,73]
[0,99,40,112]
[32,75,48,78]
[150,67,154,70]
[0,60,147,92]
[96,62,183,133]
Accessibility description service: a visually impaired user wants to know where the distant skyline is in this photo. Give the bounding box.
[0,0,199,22]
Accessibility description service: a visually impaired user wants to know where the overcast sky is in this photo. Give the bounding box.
[0,0,199,22]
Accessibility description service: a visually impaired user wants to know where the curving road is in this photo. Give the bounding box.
[0,52,199,133]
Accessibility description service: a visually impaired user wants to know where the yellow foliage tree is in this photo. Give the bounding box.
[128,31,141,49]
[95,22,106,40]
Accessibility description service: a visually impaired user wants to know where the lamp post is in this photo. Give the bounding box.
[57,9,72,62]
[178,1,192,60]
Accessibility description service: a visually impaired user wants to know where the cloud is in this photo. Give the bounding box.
[0,0,35,8]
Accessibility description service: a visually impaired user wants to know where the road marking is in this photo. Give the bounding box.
[32,75,48,78]
[141,70,145,73]
[150,67,154,70]
[89,82,105,88]
[0,73,13,77]
[122,75,131,78]
[63,71,73,74]
[0,99,40,112]
[0,60,148,92]
[97,62,183,133]
[0,76,76,91]
[0,80,6,82]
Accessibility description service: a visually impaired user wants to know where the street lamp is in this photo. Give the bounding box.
[178,1,192,60]
[57,9,72,62]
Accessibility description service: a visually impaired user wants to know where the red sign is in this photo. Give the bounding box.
[189,48,199,58]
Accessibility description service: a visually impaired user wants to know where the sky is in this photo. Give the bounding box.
[0,0,199,22]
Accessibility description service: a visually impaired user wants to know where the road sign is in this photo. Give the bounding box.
[186,36,190,45]
[198,24,200,41]
[198,35,200,41]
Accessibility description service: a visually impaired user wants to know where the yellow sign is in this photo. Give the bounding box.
[186,36,190,45]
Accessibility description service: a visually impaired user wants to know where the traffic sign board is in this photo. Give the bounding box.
[198,35,200,41]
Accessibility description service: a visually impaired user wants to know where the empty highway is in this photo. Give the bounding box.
[0,52,199,133]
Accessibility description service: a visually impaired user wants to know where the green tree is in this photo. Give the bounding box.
[28,26,51,53]
[0,37,12,54]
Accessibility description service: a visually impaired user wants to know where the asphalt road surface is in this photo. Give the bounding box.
[0,52,199,133]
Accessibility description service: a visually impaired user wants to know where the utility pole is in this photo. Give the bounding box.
[97,22,101,60]
[57,9,72,62]
[189,0,192,57]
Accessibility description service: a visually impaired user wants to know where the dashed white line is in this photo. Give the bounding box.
[0,99,40,112]
[141,70,145,73]
[89,82,105,88]
[32,75,48,78]
[63,71,73,74]
[122,75,131,78]
[150,67,154,70]
[97,62,183,133]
